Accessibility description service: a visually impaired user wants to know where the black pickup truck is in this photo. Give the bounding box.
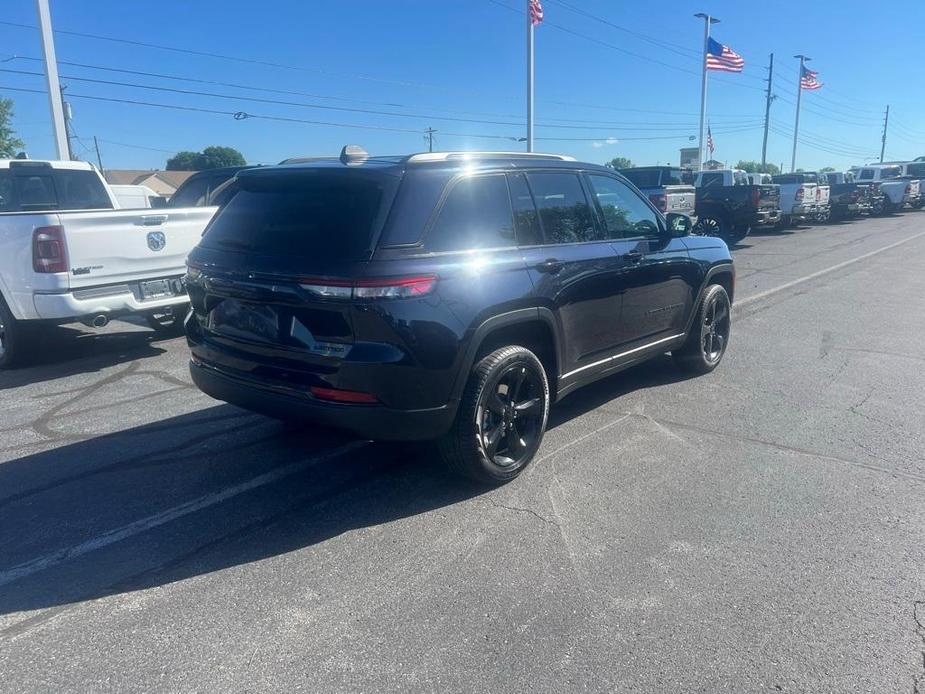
[823,172,872,219]
[692,169,782,244]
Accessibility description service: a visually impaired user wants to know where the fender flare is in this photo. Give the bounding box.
[449,307,564,402]
[681,262,735,337]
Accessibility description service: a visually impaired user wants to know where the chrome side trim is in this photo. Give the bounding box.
[559,334,684,381]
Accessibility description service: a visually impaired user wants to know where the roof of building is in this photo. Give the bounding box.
[103,170,197,189]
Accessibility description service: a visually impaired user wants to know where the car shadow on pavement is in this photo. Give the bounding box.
[0,356,693,621]
[0,323,175,390]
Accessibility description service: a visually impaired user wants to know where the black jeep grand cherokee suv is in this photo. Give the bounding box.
[186,149,734,484]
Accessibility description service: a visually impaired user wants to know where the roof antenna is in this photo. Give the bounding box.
[340,144,369,166]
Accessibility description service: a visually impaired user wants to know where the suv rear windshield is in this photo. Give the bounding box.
[0,168,113,212]
[201,172,394,259]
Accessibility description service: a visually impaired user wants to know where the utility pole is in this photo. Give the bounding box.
[694,12,720,171]
[60,86,74,160]
[761,53,774,169]
[790,54,810,172]
[93,135,104,171]
[35,0,69,159]
[424,127,436,153]
[526,0,535,152]
[880,105,890,163]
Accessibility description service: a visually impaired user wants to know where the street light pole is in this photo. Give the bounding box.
[790,54,810,172]
[694,13,719,171]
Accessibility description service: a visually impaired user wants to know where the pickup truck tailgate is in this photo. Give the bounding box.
[60,207,216,289]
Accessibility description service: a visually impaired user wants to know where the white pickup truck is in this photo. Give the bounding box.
[771,174,818,227]
[850,164,922,213]
[0,159,216,368]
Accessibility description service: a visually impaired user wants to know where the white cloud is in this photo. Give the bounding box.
[592,137,619,149]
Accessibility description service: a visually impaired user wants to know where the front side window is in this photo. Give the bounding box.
[425,174,515,252]
[587,174,661,239]
[525,172,595,244]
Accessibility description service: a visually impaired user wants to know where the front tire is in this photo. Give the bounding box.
[673,284,731,375]
[439,346,550,485]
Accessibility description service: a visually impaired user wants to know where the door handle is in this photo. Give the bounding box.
[534,258,563,274]
[622,251,643,263]
[140,214,168,226]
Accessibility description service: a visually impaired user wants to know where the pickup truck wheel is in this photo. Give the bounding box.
[438,345,549,485]
[673,284,731,375]
[693,215,727,239]
[146,309,186,336]
[879,199,894,215]
[726,225,750,245]
[0,296,29,370]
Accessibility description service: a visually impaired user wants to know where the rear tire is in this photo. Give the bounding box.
[726,224,750,245]
[438,345,550,485]
[0,295,29,370]
[693,215,731,242]
[673,285,731,375]
[879,198,894,215]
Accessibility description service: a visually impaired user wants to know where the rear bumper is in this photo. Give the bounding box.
[31,276,188,321]
[790,204,815,219]
[754,209,782,226]
[189,359,457,441]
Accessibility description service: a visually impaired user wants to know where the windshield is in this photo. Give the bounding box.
[201,173,394,259]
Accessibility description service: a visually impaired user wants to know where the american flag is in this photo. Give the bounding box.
[800,66,822,90]
[529,0,544,26]
[707,126,715,157]
[706,37,745,73]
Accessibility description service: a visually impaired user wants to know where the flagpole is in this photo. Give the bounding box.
[526,0,534,153]
[694,13,719,171]
[791,54,810,172]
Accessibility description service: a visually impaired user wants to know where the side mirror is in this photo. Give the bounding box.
[666,213,692,236]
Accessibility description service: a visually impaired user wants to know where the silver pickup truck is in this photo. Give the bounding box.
[618,166,697,226]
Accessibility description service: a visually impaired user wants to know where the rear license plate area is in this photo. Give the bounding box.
[207,299,280,343]
[140,278,182,300]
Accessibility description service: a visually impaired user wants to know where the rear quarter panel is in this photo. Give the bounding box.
[0,211,64,319]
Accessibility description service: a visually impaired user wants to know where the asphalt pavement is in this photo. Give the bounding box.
[1,213,924,693]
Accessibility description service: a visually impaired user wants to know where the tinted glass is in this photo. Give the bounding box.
[169,176,210,207]
[526,172,595,244]
[858,169,875,180]
[15,174,57,209]
[620,169,659,188]
[55,170,112,209]
[699,172,724,188]
[425,174,515,252]
[907,163,925,178]
[880,166,902,179]
[662,169,684,185]
[0,172,13,212]
[588,174,660,239]
[202,176,388,259]
[507,173,542,246]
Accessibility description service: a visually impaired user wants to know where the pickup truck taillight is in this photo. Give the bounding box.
[751,187,761,208]
[648,193,667,213]
[32,225,68,273]
[816,188,822,201]
[795,188,805,202]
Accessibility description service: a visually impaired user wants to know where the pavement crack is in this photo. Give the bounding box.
[914,601,925,694]
[484,496,559,528]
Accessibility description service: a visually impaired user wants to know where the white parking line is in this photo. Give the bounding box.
[736,230,925,308]
[0,440,369,589]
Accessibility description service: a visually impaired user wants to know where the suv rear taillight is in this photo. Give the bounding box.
[795,188,805,202]
[648,194,667,213]
[32,225,68,273]
[299,275,437,300]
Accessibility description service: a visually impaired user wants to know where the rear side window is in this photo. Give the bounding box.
[425,174,515,252]
[202,174,390,260]
[0,173,12,211]
[169,176,210,207]
[857,169,875,180]
[526,172,595,244]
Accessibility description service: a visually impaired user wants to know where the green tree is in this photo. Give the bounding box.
[166,145,246,170]
[735,160,780,175]
[0,98,26,159]
[605,156,633,170]
[819,166,835,173]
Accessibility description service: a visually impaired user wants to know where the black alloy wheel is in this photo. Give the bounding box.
[673,284,731,374]
[477,362,546,469]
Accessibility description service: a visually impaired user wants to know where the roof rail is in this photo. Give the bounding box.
[405,151,576,163]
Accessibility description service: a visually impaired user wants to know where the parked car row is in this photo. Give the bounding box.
[618,161,925,245]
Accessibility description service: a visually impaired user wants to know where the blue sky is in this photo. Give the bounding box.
[2,0,924,171]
